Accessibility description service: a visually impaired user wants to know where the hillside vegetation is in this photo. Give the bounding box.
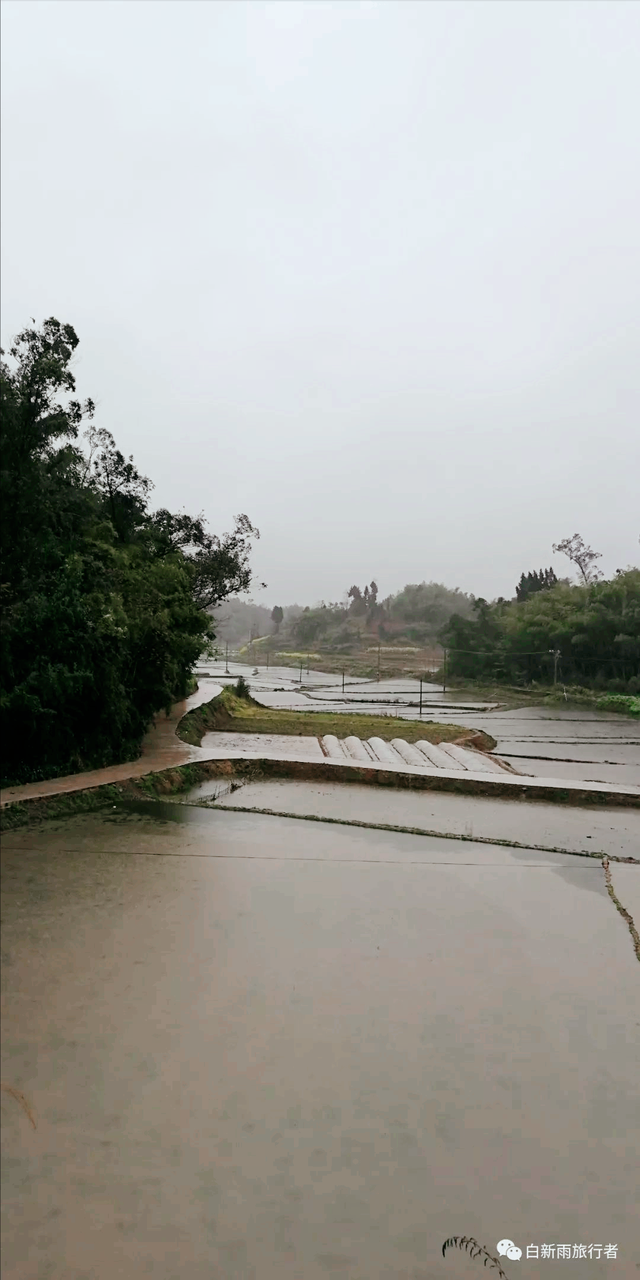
[214,558,640,712]
[441,569,640,698]
[214,581,474,676]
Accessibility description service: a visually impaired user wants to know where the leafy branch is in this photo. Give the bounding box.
[442,1237,510,1277]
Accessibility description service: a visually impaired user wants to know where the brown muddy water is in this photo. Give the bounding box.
[1,800,638,1279]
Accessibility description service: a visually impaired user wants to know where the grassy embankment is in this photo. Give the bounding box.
[177,685,496,750]
[5,754,640,835]
[436,681,640,717]
[544,689,640,716]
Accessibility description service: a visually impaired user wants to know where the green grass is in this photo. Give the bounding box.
[438,680,640,717]
[177,687,495,750]
[540,688,639,716]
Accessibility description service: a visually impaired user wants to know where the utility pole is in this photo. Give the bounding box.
[300,661,303,683]
[307,653,310,674]
[377,643,381,681]
[419,678,423,716]
[551,648,560,685]
[443,648,447,695]
[225,641,230,675]
[342,670,345,693]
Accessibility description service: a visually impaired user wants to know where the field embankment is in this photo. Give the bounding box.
[177,687,496,751]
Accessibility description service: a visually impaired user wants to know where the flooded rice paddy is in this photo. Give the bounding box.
[2,795,638,1279]
[199,662,640,791]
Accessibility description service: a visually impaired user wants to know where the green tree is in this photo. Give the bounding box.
[0,317,260,785]
[86,426,153,544]
[293,606,333,648]
[271,605,284,634]
[388,581,474,640]
[347,585,365,614]
[0,318,96,591]
[516,567,557,602]
[441,570,640,689]
[145,508,259,609]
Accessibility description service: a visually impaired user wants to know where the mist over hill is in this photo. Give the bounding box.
[210,582,474,650]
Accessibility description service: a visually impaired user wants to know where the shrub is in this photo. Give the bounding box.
[234,676,251,700]
[595,693,640,717]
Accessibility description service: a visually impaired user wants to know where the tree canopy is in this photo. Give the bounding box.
[440,569,640,690]
[387,581,475,639]
[1,318,259,785]
[515,567,558,602]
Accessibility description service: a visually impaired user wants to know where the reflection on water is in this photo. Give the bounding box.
[105,798,193,824]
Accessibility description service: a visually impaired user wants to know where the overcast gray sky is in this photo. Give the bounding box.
[2,0,638,605]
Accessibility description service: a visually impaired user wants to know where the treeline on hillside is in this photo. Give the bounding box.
[440,568,640,691]
[258,553,640,696]
[0,318,259,785]
[270,581,475,651]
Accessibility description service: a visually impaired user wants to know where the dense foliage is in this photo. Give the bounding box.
[515,567,558,602]
[386,581,474,639]
[440,570,640,691]
[1,318,259,785]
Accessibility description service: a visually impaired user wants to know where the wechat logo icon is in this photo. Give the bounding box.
[497,1240,522,1261]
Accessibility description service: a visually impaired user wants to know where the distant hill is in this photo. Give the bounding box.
[211,582,474,654]
[209,598,302,646]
